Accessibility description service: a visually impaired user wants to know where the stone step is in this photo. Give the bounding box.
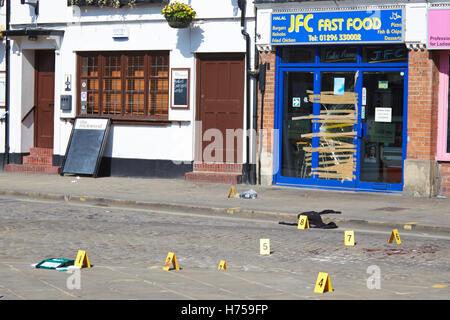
[193,162,243,173]
[23,155,53,166]
[29,148,53,157]
[5,164,60,175]
[185,171,242,184]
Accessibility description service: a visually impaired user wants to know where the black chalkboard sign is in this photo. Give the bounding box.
[174,78,188,106]
[61,118,111,177]
[171,68,190,109]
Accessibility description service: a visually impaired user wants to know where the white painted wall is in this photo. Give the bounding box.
[11,0,254,25]
[0,115,4,154]
[404,3,427,45]
[8,46,23,154]
[8,0,257,163]
[20,50,34,153]
[8,37,58,154]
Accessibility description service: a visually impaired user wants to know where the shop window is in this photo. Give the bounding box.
[78,51,169,120]
[280,47,316,64]
[362,46,407,63]
[447,54,450,154]
[320,46,357,63]
[437,51,450,160]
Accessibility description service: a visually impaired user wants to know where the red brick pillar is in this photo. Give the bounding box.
[404,49,440,196]
[441,164,450,196]
[257,50,277,185]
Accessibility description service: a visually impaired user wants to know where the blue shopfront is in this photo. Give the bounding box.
[271,9,408,192]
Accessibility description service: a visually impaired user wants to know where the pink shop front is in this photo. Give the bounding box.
[428,8,450,196]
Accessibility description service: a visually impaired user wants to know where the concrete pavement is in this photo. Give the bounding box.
[0,172,449,233]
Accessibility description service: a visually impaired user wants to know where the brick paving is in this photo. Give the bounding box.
[0,196,449,300]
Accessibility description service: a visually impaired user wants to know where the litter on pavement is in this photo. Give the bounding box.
[239,189,258,199]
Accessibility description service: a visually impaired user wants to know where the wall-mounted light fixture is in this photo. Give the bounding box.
[28,34,37,41]
[20,0,39,16]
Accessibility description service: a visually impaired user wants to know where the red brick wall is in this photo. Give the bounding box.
[407,50,440,160]
[406,50,450,197]
[441,163,450,196]
[257,51,277,154]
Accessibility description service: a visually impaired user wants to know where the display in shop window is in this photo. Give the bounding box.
[363,46,407,63]
[364,143,378,164]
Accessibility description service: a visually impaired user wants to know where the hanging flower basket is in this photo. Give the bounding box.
[166,16,192,28]
[162,2,196,29]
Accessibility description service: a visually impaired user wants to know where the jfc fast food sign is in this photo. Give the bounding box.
[271,9,404,45]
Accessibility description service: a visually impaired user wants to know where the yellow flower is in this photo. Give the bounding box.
[162,1,196,19]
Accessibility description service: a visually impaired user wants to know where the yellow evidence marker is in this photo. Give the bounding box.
[314,272,333,294]
[227,186,238,199]
[74,250,91,268]
[260,239,270,255]
[344,230,355,246]
[218,260,228,270]
[163,252,180,271]
[388,229,402,244]
[297,215,310,230]
[403,222,417,230]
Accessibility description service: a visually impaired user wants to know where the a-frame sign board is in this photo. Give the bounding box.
[61,118,111,178]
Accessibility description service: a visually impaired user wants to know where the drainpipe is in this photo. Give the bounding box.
[3,0,10,168]
[239,0,257,185]
[258,62,267,185]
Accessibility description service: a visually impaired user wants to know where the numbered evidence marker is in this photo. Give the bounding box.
[314,272,333,294]
[344,230,355,246]
[218,260,228,270]
[260,239,270,255]
[388,229,402,245]
[74,250,91,268]
[297,215,310,230]
[227,186,238,198]
[163,252,180,271]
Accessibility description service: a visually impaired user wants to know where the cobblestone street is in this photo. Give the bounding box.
[0,195,449,301]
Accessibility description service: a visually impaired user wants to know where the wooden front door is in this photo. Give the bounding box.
[35,50,55,148]
[197,54,245,163]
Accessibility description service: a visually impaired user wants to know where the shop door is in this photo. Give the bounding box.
[357,71,406,191]
[278,70,359,188]
[35,50,55,149]
[315,71,359,187]
[196,54,245,164]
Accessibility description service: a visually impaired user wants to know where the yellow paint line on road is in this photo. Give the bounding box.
[432,284,448,289]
